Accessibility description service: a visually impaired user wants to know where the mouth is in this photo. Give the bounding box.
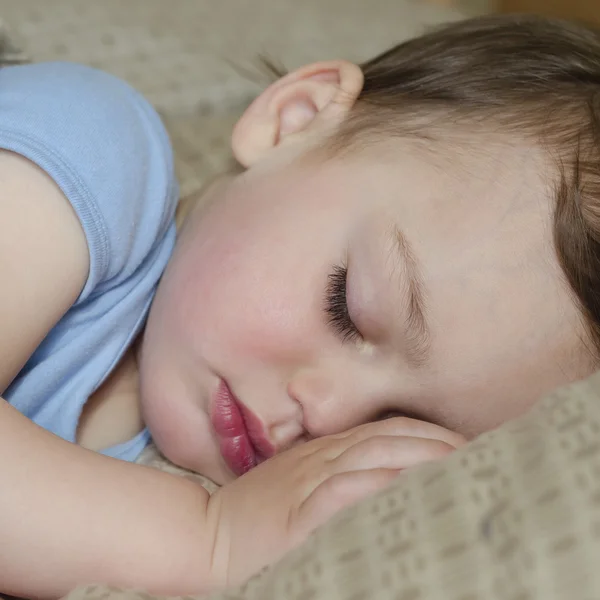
[210,379,275,476]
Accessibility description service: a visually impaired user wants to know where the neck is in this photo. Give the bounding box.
[77,344,145,451]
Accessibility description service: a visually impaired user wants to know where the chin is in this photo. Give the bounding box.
[181,459,236,487]
[206,468,236,487]
[153,434,234,486]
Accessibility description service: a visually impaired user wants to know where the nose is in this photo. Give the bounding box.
[287,368,364,438]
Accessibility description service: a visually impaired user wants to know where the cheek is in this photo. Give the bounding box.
[139,351,213,472]
[175,209,319,365]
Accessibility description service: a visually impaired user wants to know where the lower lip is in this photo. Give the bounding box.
[210,380,267,476]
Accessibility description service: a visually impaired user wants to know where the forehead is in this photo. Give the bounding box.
[318,131,552,225]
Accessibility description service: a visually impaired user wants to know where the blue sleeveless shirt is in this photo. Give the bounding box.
[2,62,178,461]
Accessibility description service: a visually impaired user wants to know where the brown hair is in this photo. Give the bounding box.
[268,14,600,363]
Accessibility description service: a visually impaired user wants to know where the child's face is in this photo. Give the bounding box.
[140,134,588,484]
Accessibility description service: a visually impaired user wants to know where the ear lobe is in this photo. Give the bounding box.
[231,60,363,168]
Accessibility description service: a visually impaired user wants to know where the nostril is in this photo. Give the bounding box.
[288,432,312,450]
[269,419,308,453]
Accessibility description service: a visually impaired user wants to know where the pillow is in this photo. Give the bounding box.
[0,0,466,116]
[65,370,600,600]
[0,17,27,66]
[160,112,241,208]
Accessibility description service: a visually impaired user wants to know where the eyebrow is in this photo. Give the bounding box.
[391,225,432,367]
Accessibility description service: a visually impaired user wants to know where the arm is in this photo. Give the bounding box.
[1,402,462,600]
[0,141,216,596]
[0,397,219,599]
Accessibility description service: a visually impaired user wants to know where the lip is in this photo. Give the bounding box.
[210,379,275,476]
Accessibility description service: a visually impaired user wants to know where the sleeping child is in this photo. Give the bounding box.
[1,13,599,599]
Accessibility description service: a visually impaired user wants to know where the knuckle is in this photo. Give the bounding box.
[318,472,354,502]
[337,436,391,467]
[346,435,387,457]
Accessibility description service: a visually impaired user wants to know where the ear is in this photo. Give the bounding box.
[231,60,364,168]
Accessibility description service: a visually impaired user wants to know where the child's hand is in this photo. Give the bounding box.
[207,417,465,587]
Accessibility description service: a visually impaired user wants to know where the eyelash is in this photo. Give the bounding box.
[325,264,362,343]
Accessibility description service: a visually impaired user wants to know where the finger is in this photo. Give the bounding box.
[332,417,466,449]
[297,468,400,534]
[334,435,455,472]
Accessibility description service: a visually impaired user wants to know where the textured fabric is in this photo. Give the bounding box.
[66,370,600,600]
[0,16,26,65]
[2,62,178,461]
[0,0,469,117]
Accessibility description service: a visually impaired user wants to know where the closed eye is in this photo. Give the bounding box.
[325,264,362,344]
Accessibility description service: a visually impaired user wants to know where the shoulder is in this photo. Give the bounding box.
[0,62,179,294]
[0,61,169,146]
[0,61,172,159]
